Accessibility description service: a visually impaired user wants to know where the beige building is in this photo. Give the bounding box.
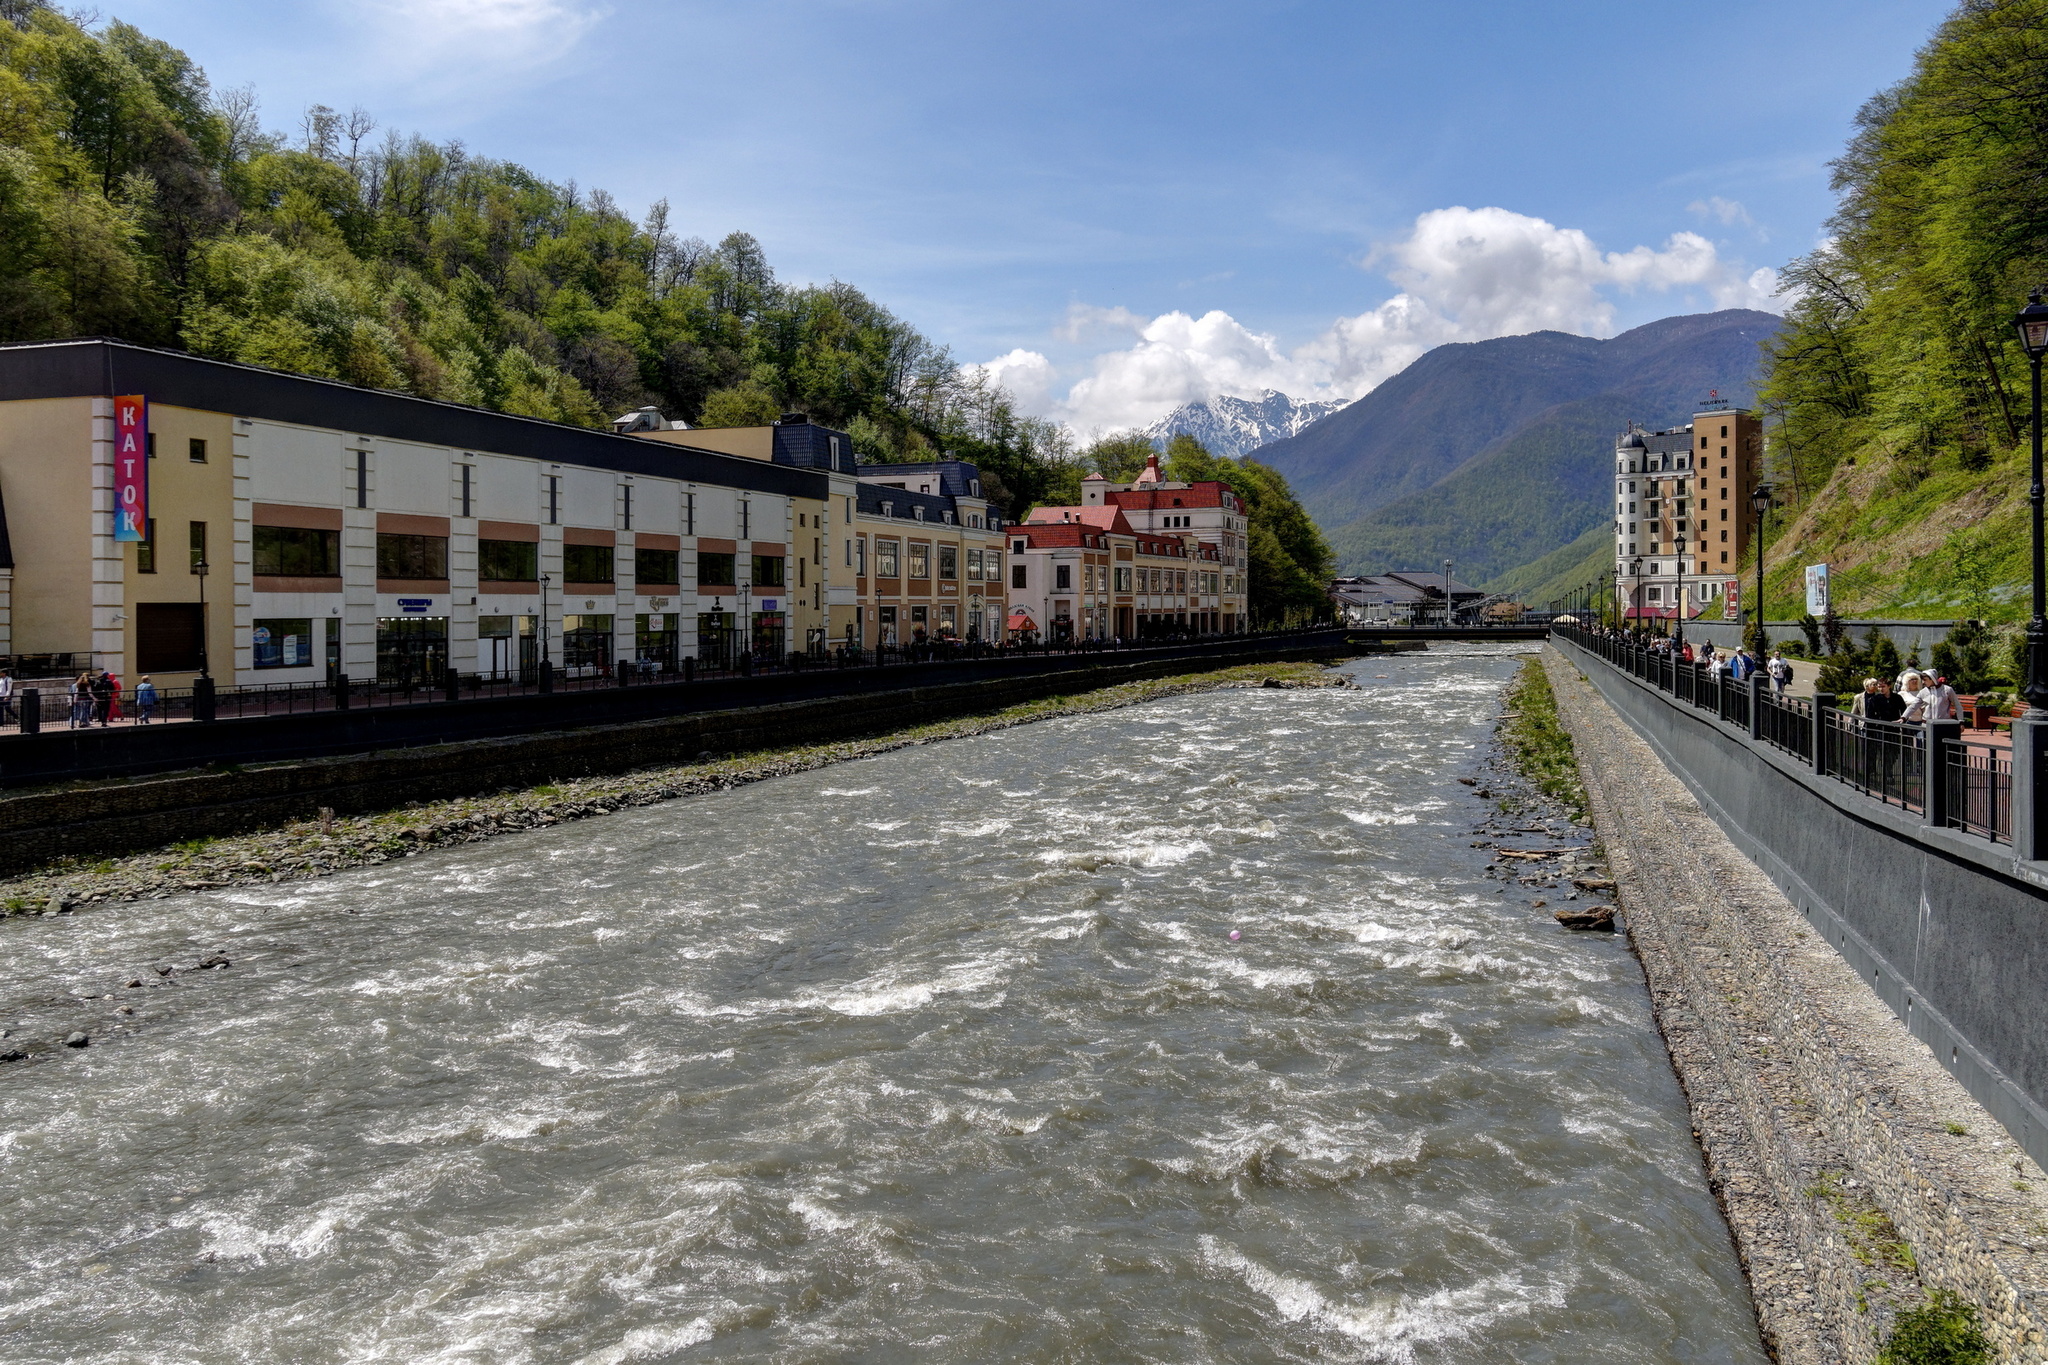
[1613,404,1764,625]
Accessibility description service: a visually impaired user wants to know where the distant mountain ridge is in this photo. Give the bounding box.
[1248,310,1783,583]
[1141,390,1342,459]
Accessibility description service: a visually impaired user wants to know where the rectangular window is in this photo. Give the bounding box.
[254,526,341,576]
[188,437,207,463]
[478,539,539,582]
[136,602,203,672]
[1011,563,1027,589]
[682,490,695,535]
[252,617,313,669]
[751,554,786,587]
[562,543,614,582]
[855,537,866,575]
[376,533,448,579]
[620,483,633,530]
[459,464,473,517]
[876,540,900,577]
[938,545,958,580]
[189,520,207,573]
[986,551,1001,583]
[546,475,560,525]
[1115,567,1131,592]
[908,543,930,578]
[697,551,737,586]
[1055,563,1072,590]
[137,518,157,574]
[635,547,680,586]
[967,548,983,581]
[354,450,369,508]
[739,500,751,540]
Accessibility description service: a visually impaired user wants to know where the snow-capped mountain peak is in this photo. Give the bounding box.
[1140,390,1343,458]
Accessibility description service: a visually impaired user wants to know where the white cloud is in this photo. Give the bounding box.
[997,205,1788,437]
[1688,196,1755,227]
[350,0,606,79]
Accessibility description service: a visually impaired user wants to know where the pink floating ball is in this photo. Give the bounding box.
[1228,929,1242,942]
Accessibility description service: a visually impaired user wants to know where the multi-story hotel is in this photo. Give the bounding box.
[1076,450,1248,632]
[0,338,1006,684]
[1613,404,1763,624]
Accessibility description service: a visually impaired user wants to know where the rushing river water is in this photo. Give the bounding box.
[0,647,1765,1364]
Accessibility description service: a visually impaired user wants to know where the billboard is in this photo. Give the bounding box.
[1723,580,1741,621]
[1804,563,1830,616]
[112,394,148,543]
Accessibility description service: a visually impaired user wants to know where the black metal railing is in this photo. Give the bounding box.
[1758,689,1813,761]
[1823,708,1926,813]
[1945,739,2013,843]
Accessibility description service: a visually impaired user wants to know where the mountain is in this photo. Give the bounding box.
[1255,311,1782,534]
[1141,390,1342,458]
[1255,310,1783,581]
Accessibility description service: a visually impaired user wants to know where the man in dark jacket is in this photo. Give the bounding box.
[88,670,115,727]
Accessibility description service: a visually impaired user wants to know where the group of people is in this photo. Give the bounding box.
[1621,634,1799,696]
[52,669,158,728]
[1848,669,1960,724]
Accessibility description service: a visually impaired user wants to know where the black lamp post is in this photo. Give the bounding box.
[192,560,211,681]
[1750,483,1773,651]
[1443,558,1453,628]
[2015,291,2048,711]
[1628,554,1643,634]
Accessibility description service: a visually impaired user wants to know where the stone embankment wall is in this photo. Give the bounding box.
[1546,649,2048,1363]
[0,641,1344,875]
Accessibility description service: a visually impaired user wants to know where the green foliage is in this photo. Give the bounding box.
[1867,626,1902,681]
[1933,618,1997,690]
[0,8,1080,516]
[1159,435,1333,624]
[1081,432,1155,481]
[1759,0,2048,613]
[1498,657,1586,820]
[1800,614,1823,653]
[1876,1290,1990,1365]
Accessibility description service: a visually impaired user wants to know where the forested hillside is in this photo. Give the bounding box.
[1756,0,2048,619]
[0,1,1074,510]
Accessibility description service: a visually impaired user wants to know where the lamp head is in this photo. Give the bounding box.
[2016,291,2048,359]
[1751,484,1774,515]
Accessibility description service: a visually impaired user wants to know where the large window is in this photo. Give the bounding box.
[697,552,737,586]
[375,616,447,685]
[938,545,958,580]
[1012,563,1027,589]
[254,526,340,577]
[562,614,614,671]
[478,539,539,582]
[635,547,680,587]
[750,554,786,587]
[136,602,203,672]
[908,543,930,578]
[376,533,447,579]
[252,617,313,669]
[1055,563,1072,590]
[562,543,613,582]
[875,540,899,578]
[967,548,983,581]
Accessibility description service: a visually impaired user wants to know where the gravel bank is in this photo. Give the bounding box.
[0,660,1347,923]
[1545,646,2048,1363]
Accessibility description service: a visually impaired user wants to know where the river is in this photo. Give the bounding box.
[0,646,1765,1364]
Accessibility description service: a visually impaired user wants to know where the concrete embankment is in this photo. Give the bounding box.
[0,657,1345,917]
[1544,647,2048,1363]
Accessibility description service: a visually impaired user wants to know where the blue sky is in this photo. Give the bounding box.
[118,0,1945,432]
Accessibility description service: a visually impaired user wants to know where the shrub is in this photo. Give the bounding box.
[1876,1290,1989,1365]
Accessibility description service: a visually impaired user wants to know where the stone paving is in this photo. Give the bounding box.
[1545,645,2048,1363]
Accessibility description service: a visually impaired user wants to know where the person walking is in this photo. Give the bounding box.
[1867,678,1906,723]
[1899,671,1932,723]
[0,668,14,725]
[1850,677,1880,719]
[1767,651,1793,697]
[133,675,157,724]
[1923,672,1960,722]
[88,668,115,726]
[104,671,123,723]
[68,671,91,728]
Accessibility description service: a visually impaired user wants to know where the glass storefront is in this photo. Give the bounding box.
[252,618,313,670]
[562,614,613,675]
[697,610,737,669]
[877,606,897,645]
[376,616,448,686]
[478,614,538,681]
[634,613,679,674]
[751,611,787,660]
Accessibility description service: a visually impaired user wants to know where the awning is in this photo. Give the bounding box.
[1006,613,1034,630]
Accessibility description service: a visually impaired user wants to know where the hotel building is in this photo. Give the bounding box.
[1613,404,1763,625]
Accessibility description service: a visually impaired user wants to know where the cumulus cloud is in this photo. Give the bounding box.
[991,205,1787,437]
[1688,196,1754,227]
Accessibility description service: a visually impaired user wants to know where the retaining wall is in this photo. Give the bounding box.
[0,637,1346,875]
[1553,632,2048,1170]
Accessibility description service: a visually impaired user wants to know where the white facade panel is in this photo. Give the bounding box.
[375,439,451,514]
[247,421,345,505]
[473,454,536,522]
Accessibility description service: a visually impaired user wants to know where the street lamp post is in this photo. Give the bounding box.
[1628,554,1643,636]
[191,560,210,680]
[1750,484,1774,652]
[1443,558,1453,628]
[2011,292,2048,859]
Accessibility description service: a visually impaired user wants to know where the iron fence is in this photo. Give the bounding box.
[1945,740,2013,843]
[1758,689,1813,761]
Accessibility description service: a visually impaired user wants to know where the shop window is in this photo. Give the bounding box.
[876,540,900,578]
[478,539,539,582]
[561,614,614,672]
[376,533,447,579]
[254,526,340,576]
[938,545,958,580]
[252,618,313,669]
[908,543,930,578]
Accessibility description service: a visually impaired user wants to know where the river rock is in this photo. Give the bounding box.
[63,1032,88,1048]
[1555,905,1617,932]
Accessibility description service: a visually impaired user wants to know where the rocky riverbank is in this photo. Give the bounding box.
[0,659,1347,922]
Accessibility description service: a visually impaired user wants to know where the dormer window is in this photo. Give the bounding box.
[970,479,981,496]
[943,510,954,524]
[913,506,925,521]
[880,500,893,517]
[1013,539,1025,554]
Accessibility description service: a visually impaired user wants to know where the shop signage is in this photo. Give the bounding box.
[396,597,433,614]
[759,599,778,610]
[112,394,147,542]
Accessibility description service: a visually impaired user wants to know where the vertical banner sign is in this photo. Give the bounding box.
[1723,580,1741,621]
[112,394,148,542]
[1804,563,1831,616]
